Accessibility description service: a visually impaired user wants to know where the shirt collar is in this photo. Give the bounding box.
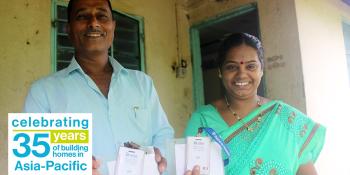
[64,56,128,76]
[108,56,128,75]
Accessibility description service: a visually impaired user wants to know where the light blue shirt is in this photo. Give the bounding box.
[24,57,174,174]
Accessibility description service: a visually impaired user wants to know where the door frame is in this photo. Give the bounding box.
[190,3,258,109]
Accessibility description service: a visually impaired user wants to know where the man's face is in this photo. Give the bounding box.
[67,0,115,55]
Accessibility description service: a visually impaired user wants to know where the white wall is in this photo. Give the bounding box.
[295,0,350,174]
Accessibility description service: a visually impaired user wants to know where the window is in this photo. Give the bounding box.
[52,2,145,71]
[342,21,350,81]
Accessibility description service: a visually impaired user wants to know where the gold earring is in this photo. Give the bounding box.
[218,69,222,78]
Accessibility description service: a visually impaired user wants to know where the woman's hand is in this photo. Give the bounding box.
[154,147,167,173]
[184,165,200,175]
[92,156,101,175]
[297,162,318,175]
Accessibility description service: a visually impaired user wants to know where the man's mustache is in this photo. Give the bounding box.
[84,29,106,36]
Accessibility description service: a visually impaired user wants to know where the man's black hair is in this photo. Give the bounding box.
[67,0,114,23]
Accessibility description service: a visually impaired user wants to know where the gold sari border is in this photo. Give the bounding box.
[224,104,276,144]
[298,123,320,158]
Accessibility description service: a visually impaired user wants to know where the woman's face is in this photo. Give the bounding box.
[220,44,263,100]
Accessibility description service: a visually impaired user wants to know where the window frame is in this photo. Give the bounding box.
[51,0,145,72]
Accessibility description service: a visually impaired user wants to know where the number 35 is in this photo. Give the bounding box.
[13,133,50,158]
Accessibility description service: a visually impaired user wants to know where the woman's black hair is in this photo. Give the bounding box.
[217,32,264,69]
[67,0,114,23]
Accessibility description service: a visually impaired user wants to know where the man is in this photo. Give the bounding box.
[23,0,174,174]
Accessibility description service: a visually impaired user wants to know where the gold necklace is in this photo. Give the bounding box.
[224,96,262,132]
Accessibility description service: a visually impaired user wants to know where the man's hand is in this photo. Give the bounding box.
[92,156,101,175]
[184,165,200,175]
[154,147,167,174]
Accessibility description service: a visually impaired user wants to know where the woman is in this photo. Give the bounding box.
[184,33,325,175]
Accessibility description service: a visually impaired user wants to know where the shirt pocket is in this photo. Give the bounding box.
[129,105,151,136]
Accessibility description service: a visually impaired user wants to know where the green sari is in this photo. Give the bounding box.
[184,100,325,175]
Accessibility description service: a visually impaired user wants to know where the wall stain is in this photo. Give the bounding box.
[25,0,29,8]
[183,87,190,98]
[266,55,285,70]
